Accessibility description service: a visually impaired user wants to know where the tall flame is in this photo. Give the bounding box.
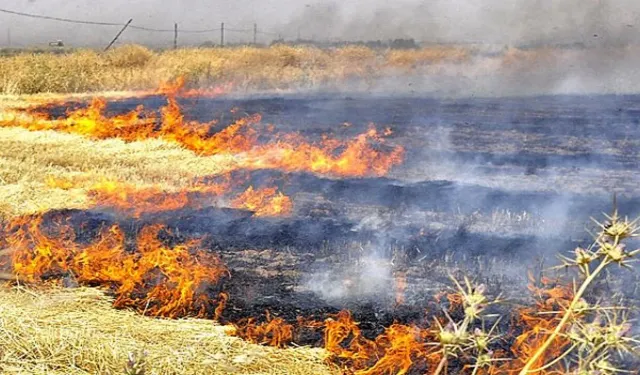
[4,215,228,318]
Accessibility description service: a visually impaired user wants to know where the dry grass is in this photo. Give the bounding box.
[0,44,472,95]
[0,127,238,218]
[0,285,333,375]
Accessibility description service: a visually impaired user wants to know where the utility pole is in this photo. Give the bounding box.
[174,23,178,50]
[6,28,10,47]
[220,22,225,47]
[253,23,257,45]
[104,18,133,52]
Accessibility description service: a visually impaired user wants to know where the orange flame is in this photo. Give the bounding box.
[156,76,233,98]
[87,180,231,218]
[491,276,573,374]
[231,186,293,217]
[322,310,438,375]
[394,271,407,305]
[240,126,405,177]
[45,176,76,190]
[0,89,404,178]
[85,179,293,218]
[4,214,229,318]
[232,311,295,348]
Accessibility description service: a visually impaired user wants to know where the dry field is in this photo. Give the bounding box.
[0,46,639,375]
[0,286,332,375]
[0,92,342,374]
[0,44,471,95]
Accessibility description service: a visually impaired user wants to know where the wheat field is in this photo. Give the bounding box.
[0,44,471,95]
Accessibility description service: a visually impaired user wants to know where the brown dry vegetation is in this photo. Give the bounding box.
[0,286,333,375]
[0,126,238,219]
[0,44,471,94]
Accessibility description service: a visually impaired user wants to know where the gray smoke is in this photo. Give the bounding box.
[1,0,640,47]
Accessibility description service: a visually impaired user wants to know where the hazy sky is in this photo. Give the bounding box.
[1,0,639,47]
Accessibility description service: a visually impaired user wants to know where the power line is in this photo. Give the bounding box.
[0,6,286,41]
[0,7,225,34]
[128,25,175,33]
[180,28,222,34]
[129,25,222,34]
[225,28,253,33]
[257,31,280,36]
[0,7,122,26]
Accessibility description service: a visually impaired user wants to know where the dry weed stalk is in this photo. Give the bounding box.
[519,199,640,374]
[432,276,504,375]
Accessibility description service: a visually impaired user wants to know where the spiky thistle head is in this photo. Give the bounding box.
[449,275,494,320]
[568,309,638,363]
[596,208,640,240]
[595,240,639,267]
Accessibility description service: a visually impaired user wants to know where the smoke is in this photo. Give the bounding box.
[2,0,640,47]
[305,254,394,302]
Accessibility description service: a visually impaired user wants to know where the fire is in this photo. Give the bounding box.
[323,311,438,375]
[394,271,407,305]
[45,176,76,190]
[0,86,404,178]
[232,311,295,348]
[3,214,228,318]
[240,126,405,177]
[231,186,293,217]
[492,276,574,374]
[0,97,158,141]
[87,180,231,218]
[230,310,439,374]
[43,174,295,218]
[158,93,261,155]
[86,179,292,218]
[157,76,234,98]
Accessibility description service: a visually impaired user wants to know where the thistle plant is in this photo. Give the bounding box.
[432,275,503,375]
[518,200,640,374]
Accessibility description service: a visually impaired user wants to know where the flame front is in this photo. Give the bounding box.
[232,311,295,348]
[4,215,228,318]
[0,80,404,178]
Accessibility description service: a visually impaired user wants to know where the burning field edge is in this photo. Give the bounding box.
[0,285,335,375]
[1,78,640,375]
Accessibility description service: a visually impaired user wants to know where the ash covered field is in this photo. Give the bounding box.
[2,89,640,374]
[24,94,640,313]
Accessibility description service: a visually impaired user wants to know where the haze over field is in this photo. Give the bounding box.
[1,0,640,46]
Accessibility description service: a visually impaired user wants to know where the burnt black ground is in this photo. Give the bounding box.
[35,93,640,342]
